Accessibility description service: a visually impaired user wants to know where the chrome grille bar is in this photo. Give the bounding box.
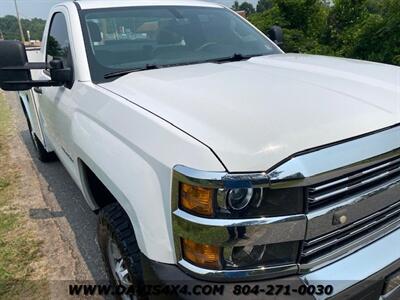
[308,156,400,208]
[301,201,400,262]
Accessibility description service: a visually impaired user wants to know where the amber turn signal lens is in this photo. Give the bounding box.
[181,238,221,269]
[180,183,214,216]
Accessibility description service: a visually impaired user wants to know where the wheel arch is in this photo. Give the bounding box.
[76,155,156,262]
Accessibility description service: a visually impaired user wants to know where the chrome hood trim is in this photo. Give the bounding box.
[269,123,400,186]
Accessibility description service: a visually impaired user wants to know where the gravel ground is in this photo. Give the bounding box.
[5,91,110,299]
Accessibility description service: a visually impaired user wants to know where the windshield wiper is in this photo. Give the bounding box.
[104,64,159,79]
[103,54,266,79]
[211,53,265,63]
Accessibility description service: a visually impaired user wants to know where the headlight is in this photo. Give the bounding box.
[226,187,263,211]
[179,183,303,218]
[227,188,253,210]
[222,186,303,218]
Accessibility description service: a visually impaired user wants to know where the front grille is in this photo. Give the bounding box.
[307,156,400,210]
[301,201,400,264]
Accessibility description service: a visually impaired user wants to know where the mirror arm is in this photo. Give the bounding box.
[1,62,48,71]
[2,80,63,89]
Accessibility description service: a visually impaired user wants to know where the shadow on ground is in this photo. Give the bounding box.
[20,125,109,283]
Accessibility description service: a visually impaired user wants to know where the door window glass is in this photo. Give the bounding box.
[46,12,72,68]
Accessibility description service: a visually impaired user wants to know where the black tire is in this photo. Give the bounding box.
[98,203,145,300]
[31,134,57,162]
[20,100,56,162]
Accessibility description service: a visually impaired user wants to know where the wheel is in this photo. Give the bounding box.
[98,203,145,300]
[20,99,56,162]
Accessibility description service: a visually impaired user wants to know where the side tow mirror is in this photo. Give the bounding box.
[0,40,33,91]
[267,25,283,47]
[0,41,72,91]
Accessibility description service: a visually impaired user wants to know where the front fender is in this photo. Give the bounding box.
[72,112,173,262]
[70,84,224,263]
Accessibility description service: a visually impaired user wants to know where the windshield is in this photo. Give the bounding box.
[80,6,281,82]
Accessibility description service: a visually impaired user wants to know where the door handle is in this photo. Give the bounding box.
[34,87,42,94]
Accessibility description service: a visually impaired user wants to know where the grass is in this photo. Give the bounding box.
[0,92,47,299]
[0,179,9,190]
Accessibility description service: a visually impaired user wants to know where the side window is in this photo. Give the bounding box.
[46,13,72,69]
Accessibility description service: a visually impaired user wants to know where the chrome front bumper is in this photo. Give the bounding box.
[144,229,400,299]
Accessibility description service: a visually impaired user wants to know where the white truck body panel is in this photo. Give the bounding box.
[101,54,400,172]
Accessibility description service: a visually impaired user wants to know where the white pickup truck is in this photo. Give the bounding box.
[0,1,400,299]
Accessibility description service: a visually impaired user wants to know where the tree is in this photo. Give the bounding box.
[328,0,369,31]
[256,0,274,13]
[0,15,46,41]
[349,0,400,65]
[275,0,328,35]
[232,1,240,10]
[249,0,329,54]
[248,0,399,65]
[232,1,256,15]
[239,2,256,15]
[365,0,384,13]
[321,0,333,6]
[324,0,370,55]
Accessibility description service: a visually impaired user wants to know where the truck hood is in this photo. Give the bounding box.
[100,54,400,172]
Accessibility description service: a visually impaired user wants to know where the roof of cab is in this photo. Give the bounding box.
[75,0,223,10]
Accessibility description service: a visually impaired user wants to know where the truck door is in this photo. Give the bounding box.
[36,11,77,178]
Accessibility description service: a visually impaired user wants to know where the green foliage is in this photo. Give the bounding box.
[249,0,330,54]
[232,1,240,10]
[329,0,369,31]
[257,0,274,13]
[240,2,256,15]
[276,0,328,34]
[250,0,400,65]
[0,15,45,41]
[349,0,400,65]
[232,1,256,15]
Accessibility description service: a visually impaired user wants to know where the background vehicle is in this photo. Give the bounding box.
[0,1,399,299]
